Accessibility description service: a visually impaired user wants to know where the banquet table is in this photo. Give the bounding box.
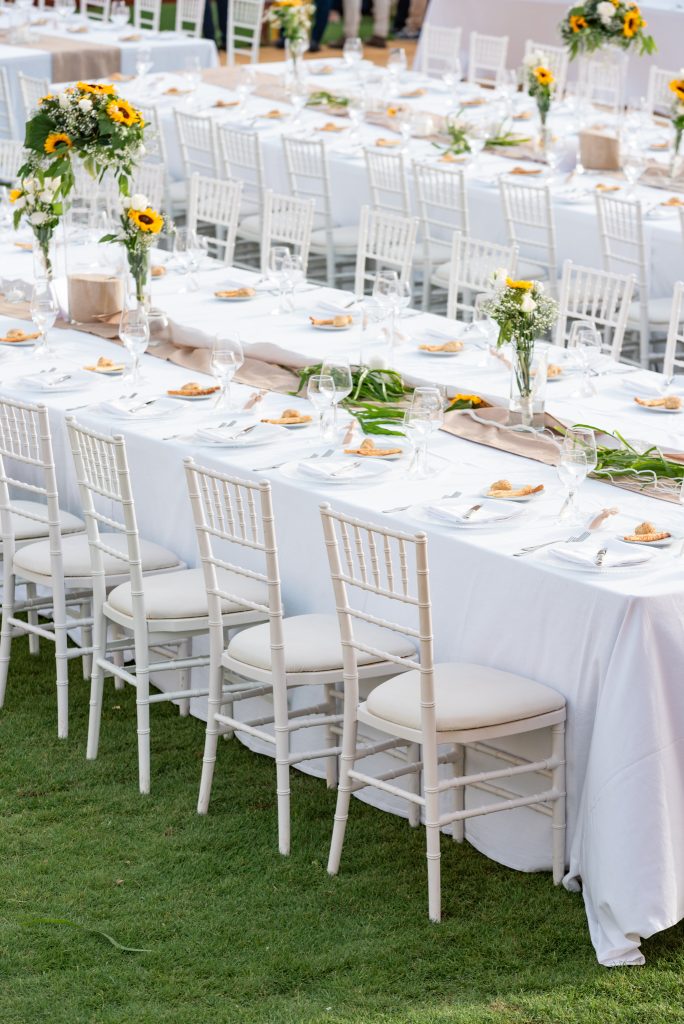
[102,60,684,302]
[416,0,684,101]
[1,239,684,968]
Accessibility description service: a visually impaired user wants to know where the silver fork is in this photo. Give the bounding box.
[382,489,462,515]
[251,447,334,472]
[512,529,590,558]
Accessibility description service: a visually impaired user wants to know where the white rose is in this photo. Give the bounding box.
[677,102,684,117]
[13,196,26,210]
[58,92,70,109]
[521,293,537,313]
[137,144,146,157]
[23,178,36,194]
[597,1,616,25]
[121,197,132,209]
[29,211,49,225]
[491,267,509,288]
[130,193,149,210]
[523,50,546,68]
[78,98,93,112]
[39,189,54,202]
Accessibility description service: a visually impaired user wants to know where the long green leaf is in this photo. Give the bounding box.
[21,916,151,953]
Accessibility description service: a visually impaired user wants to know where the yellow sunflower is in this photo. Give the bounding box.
[38,94,55,105]
[670,79,684,103]
[106,99,141,126]
[9,188,22,204]
[506,278,534,291]
[128,207,164,234]
[272,0,303,7]
[78,81,115,95]
[44,132,73,154]
[569,14,587,32]
[534,66,555,87]
[623,8,642,36]
[451,394,483,405]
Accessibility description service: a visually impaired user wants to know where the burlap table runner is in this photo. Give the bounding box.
[0,31,121,83]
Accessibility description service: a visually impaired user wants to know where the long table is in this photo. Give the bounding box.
[1,235,684,967]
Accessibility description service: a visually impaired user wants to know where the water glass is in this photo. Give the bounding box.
[119,304,149,386]
[342,37,363,71]
[30,281,58,359]
[622,140,647,196]
[321,359,352,428]
[110,0,129,29]
[557,443,588,522]
[307,373,337,443]
[210,334,244,410]
[404,386,444,478]
[270,245,292,315]
[135,45,153,80]
[182,55,202,94]
[568,320,602,396]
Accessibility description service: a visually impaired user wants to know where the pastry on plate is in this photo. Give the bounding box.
[167,381,219,397]
[215,287,256,298]
[319,121,345,132]
[151,265,166,278]
[622,521,671,543]
[547,363,563,378]
[214,98,239,108]
[418,340,463,352]
[375,138,401,148]
[264,109,283,119]
[510,166,542,176]
[595,183,621,192]
[634,395,682,409]
[487,478,544,498]
[309,314,353,327]
[84,355,125,373]
[343,437,402,457]
[0,328,40,343]
[662,196,684,207]
[261,408,312,425]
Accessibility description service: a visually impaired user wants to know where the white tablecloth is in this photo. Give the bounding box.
[1,240,684,966]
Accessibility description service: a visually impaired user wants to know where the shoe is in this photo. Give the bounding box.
[308,40,321,52]
[367,35,387,48]
[395,27,420,40]
[329,36,346,49]
[275,37,285,49]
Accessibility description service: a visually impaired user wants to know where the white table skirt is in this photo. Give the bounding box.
[1,245,684,966]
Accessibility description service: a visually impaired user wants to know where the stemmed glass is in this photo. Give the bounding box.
[270,245,292,315]
[210,334,244,410]
[289,78,309,127]
[622,141,647,198]
[282,252,304,310]
[30,280,58,359]
[372,270,403,357]
[569,320,602,397]
[135,45,153,82]
[404,386,444,478]
[182,55,202,97]
[466,120,490,175]
[54,0,76,23]
[119,303,149,387]
[342,37,363,72]
[307,373,337,443]
[321,358,352,429]
[110,0,129,29]
[557,434,592,522]
[347,92,364,148]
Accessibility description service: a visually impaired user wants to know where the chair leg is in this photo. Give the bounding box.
[273,681,291,855]
[327,712,358,876]
[52,585,69,740]
[112,624,125,688]
[197,656,224,816]
[86,613,107,760]
[26,582,39,655]
[324,682,338,789]
[80,601,93,682]
[407,741,421,827]
[451,743,465,843]
[0,572,16,708]
[178,637,191,717]
[551,721,566,885]
[423,735,442,922]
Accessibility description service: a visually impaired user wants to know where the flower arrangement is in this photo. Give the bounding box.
[446,394,486,411]
[670,74,684,174]
[434,111,530,157]
[10,168,67,277]
[100,193,164,302]
[560,1,656,58]
[265,0,314,45]
[523,51,555,129]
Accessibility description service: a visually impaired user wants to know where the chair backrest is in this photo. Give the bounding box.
[134,0,161,32]
[413,161,469,251]
[418,24,463,78]
[175,0,206,36]
[500,179,557,294]
[467,32,508,87]
[0,139,22,186]
[594,193,647,292]
[354,205,418,297]
[129,162,166,212]
[0,398,64,573]
[17,73,50,122]
[555,259,635,361]
[664,282,684,382]
[184,458,282,652]
[446,231,518,321]
[226,0,265,65]
[523,40,569,98]
[0,67,17,141]
[136,103,168,167]
[187,172,242,266]
[260,190,315,275]
[174,109,218,179]
[319,503,427,722]
[80,0,110,20]
[577,53,622,114]
[364,148,411,215]
[216,123,265,213]
[646,65,679,118]
[282,136,332,229]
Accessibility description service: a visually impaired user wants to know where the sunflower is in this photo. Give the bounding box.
[272,0,304,6]
[506,278,534,291]
[8,189,22,204]
[38,94,55,105]
[44,132,73,154]
[128,207,164,234]
[569,14,587,32]
[534,66,554,87]
[623,8,642,36]
[450,394,483,405]
[77,81,115,95]
[106,99,141,126]
[670,79,684,103]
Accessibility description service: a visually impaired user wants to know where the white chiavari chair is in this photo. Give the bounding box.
[226,0,265,65]
[364,148,411,215]
[417,24,463,79]
[134,0,162,33]
[555,259,635,362]
[445,232,518,322]
[215,123,265,264]
[645,65,679,117]
[500,179,558,294]
[67,419,267,794]
[187,172,242,266]
[17,73,49,122]
[523,40,569,98]
[680,207,684,248]
[354,205,418,297]
[0,399,87,738]
[259,190,315,275]
[467,32,509,87]
[413,162,469,309]
[577,54,623,115]
[320,503,567,923]
[0,67,17,141]
[595,193,670,366]
[129,162,166,213]
[80,0,110,20]
[174,109,219,184]
[185,460,417,854]
[136,102,180,216]
[0,140,22,186]
[175,0,206,36]
[664,281,684,383]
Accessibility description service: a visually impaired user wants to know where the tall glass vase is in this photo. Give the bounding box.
[580,45,629,112]
[509,340,547,431]
[285,37,308,84]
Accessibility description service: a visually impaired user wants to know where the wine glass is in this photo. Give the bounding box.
[404,386,444,478]
[119,303,149,387]
[466,120,490,174]
[110,0,129,29]
[372,270,401,355]
[564,427,598,475]
[557,443,588,523]
[342,37,363,71]
[269,245,292,315]
[30,280,58,359]
[210,334,244,410]
[282,252,304,310]
[568,320,602,397]
[135,45,153,81]
[321,359,352,429]
[307,372,337,443]
[289,78,308,127]
[182,55,202,96]
[347,91,364,147]
[54,0,76,22]
[622,139,647,197]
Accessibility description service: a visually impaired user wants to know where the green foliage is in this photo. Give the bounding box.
[306,91,350,109]
[295,363,412,436]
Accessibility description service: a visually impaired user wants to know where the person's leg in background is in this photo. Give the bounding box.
[202,0,217,42]
[367,0,390,46]
[330,0,360,46]
[393,0,409,33]
[310,0,333,50]
[217,0,228,49]
[404,0,426,35]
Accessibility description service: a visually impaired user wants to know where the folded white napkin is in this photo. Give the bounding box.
[311,299,359,317]
[622,373,681,398]
[298,459,364,481]
[196,425,257,444]
[426,501,518,526]
[100,398,170,418]
[550,538,653,569]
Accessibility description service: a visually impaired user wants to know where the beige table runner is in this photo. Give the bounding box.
[0,31,121,83]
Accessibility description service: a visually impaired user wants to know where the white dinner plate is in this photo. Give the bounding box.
[633,402,683,414]
[99,398,177,420]
[416,346,462,357]
[193,424,284,447]
[15,372,89,393]
[479,485,544,503]
[545,543,655,573]
[615,532,677,549]
[310,322,353,331]
[279,456,393,486]
[214,292,256,302]
[415,498,525,529]
[166,391,218,402]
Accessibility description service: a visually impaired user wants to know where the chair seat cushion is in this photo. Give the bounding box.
[224,612,416,674]
[237,213,261,239]
[310,224,359,251]
[365,662,565,732]
[628,297,672,326]
[10,500,84,540]
[107,566,268,621]
[13,533,181,580]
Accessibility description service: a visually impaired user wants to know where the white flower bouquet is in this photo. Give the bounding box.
[10,169,65,276]
[265,0,314,45]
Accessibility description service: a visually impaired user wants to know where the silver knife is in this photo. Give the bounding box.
[594,547,608,567]
[461,503,482,521]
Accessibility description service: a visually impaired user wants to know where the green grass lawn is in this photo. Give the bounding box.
[2,637,684,1024]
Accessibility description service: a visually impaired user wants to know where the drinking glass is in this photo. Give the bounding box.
[321,358,352,428]
[282,252,304,309]
[55,0,76,21]
[466,120,490,174]
[557,444,588,522]
[342,37,363,71]
[347,92,364,147]
[110,0,129,29]
[622,140,647,197]
[270,245,292,315]
[182,55,202,95]
[564,427,598,475]
[210,334,244,410]
[307,373,337,443]
[135,45,153,80]
[119,303,149,386]
[30,281,58,359]
[404,386,444,478]
[172,227,202,291]
[568,320,602,397]
[372,269,401,353]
